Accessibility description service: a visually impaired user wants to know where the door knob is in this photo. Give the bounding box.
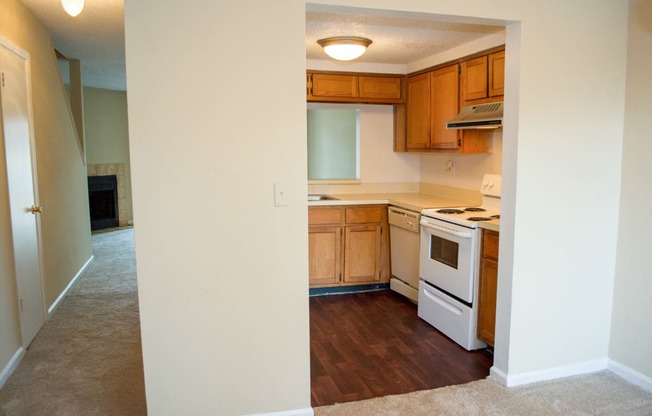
[29,205,43,214]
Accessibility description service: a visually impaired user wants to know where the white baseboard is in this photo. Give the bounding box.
[0,347,25,390]
[490,358,608,387]
[247,408,314,416]
[48,255,94,316]
[608,359,652,393]
[489,365,508,385]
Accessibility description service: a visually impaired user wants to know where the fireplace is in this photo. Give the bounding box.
[88,175,119,230]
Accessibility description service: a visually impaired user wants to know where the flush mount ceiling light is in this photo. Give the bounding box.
[317,36,372,61]
[62,0,84,17]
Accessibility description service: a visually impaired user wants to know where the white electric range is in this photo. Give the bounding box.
[418,174,501,350]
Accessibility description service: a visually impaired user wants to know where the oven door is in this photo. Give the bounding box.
[419,217,479,304]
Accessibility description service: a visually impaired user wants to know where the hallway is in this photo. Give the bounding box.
[0,228,146,415]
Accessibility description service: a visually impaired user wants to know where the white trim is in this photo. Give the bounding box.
[495,358,608,387]
[246,408,313,416]
[47,255,94,316]
[489,365,508,385]
[0,36,30,59]
[0,347,25,389]
[608,359,652,393]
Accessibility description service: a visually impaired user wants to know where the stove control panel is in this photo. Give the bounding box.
[481,174,502,197]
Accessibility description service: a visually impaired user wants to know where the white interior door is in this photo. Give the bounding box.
[0,41,46,347]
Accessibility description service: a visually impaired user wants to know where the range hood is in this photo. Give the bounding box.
[446,101,503,130]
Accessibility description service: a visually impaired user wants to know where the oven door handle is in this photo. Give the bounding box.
[420,219,473,239]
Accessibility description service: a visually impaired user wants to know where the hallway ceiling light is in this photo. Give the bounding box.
[62,0,84,17]
[317,36,372,61]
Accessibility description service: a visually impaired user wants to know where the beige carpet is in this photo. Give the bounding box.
[0,227,146,416]
[315,371,652,416]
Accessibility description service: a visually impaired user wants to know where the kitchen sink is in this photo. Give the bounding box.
[308,194,338,201]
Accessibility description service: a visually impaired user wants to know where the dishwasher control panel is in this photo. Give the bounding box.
[388,206,420,233]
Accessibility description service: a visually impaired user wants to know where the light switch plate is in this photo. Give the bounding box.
[274,182,289,207]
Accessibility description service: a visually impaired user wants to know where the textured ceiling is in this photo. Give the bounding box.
[18,2,504,91]
[306,7,504,64]
[20,0,126,90]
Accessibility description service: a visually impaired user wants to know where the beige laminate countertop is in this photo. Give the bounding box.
[478,219,500,232]
[308,192,476,212]
[309,192,501,232]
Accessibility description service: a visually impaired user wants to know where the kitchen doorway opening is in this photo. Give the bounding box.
[306,3,519,407]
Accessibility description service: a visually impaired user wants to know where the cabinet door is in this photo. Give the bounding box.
[430,65,460,150]
[309,226,342,286]
[344,225,382,284]
[460,56,488,102]
[358,76,402,100]
[489,50,505,97]
[406,73,431,150]
[310,74,358,99]
[477,257,498,346]
[477,230,499,346]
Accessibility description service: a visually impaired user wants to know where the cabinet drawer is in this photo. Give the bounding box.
[345,207,383,224]
[482,230,499,259]
[309,208,343,225]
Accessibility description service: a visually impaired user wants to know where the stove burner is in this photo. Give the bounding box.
[467,216,492,222]
[464,207,486,212]
[491,215,500,219]
[436,209,464,214]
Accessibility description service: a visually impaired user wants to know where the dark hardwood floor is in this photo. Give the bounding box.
[310,289,493,407]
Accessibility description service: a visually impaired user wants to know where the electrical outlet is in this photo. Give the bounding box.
[446,160,455,174]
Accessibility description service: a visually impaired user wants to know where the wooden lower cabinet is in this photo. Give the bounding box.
[308,205,389,288]
[344,224,382,283]
[308,226,341,286]
[477,229,499,346]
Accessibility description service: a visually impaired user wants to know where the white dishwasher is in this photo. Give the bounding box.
[388,206,421,303]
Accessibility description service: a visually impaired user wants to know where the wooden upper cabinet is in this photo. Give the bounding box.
[460,56,488,103]
[430,64,460,150]
[307,71,404,104]
[489,50,505,97]
[406,73,431,150]
[406,65,460,151]
[358,76,402,100]
[460,50,505,105]
[310,73,358,99]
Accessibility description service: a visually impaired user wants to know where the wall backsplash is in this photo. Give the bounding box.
[419,131,502,191]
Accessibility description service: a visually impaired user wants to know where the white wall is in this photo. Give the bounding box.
[420,132,502,190]
[610,0,652,381]
[124,0,633,414]
[359,105,420,183]
[497,1,626,382]
[125,2,310,415]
